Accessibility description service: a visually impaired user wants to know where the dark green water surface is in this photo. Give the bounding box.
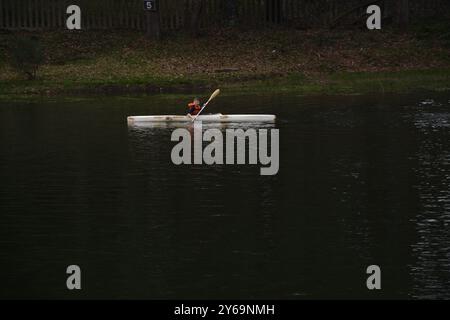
[1,92,450,299]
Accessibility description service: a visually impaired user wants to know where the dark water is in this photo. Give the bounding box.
[1,93,450,299]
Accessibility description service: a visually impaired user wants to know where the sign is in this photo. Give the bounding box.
[144,0,157,11]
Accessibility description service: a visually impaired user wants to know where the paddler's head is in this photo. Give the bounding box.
[193,98,200,106]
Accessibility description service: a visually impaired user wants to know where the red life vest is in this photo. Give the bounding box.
[188,102,201,115]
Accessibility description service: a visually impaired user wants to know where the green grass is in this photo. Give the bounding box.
[1,68,450,100]
[1,26,450,99]
[222,69,450,95]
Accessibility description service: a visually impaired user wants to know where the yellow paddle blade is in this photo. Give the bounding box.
[206,89,220,104]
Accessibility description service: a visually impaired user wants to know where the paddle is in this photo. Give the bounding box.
[191,89,221,122]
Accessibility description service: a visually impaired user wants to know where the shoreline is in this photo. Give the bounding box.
[1,68,450,100]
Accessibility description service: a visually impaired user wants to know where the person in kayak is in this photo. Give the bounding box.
[187,98,202,117]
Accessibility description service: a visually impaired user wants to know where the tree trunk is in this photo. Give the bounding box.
[186,0,204,37]
[396,0,409,28]
[225,0,238,26]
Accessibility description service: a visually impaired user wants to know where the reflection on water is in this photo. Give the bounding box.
[409,101,450,299]
[0,93,450,299]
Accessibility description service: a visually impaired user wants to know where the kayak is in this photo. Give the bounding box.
[127,113,276,124]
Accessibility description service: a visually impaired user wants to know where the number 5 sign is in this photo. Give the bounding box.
[144,0,157,11]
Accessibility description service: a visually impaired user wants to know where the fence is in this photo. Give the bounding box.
[0,0,224,31]
[0,0,448,31]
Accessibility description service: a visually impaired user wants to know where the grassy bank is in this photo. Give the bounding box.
[1,23,450,98]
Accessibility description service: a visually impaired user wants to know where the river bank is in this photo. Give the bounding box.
[1,24,450,98]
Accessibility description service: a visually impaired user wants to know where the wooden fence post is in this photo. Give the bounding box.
[145,0,161,39]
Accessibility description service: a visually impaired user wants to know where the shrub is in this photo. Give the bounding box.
[10,36,44,80]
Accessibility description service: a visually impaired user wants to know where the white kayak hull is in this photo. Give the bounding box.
[127,113,276,124]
